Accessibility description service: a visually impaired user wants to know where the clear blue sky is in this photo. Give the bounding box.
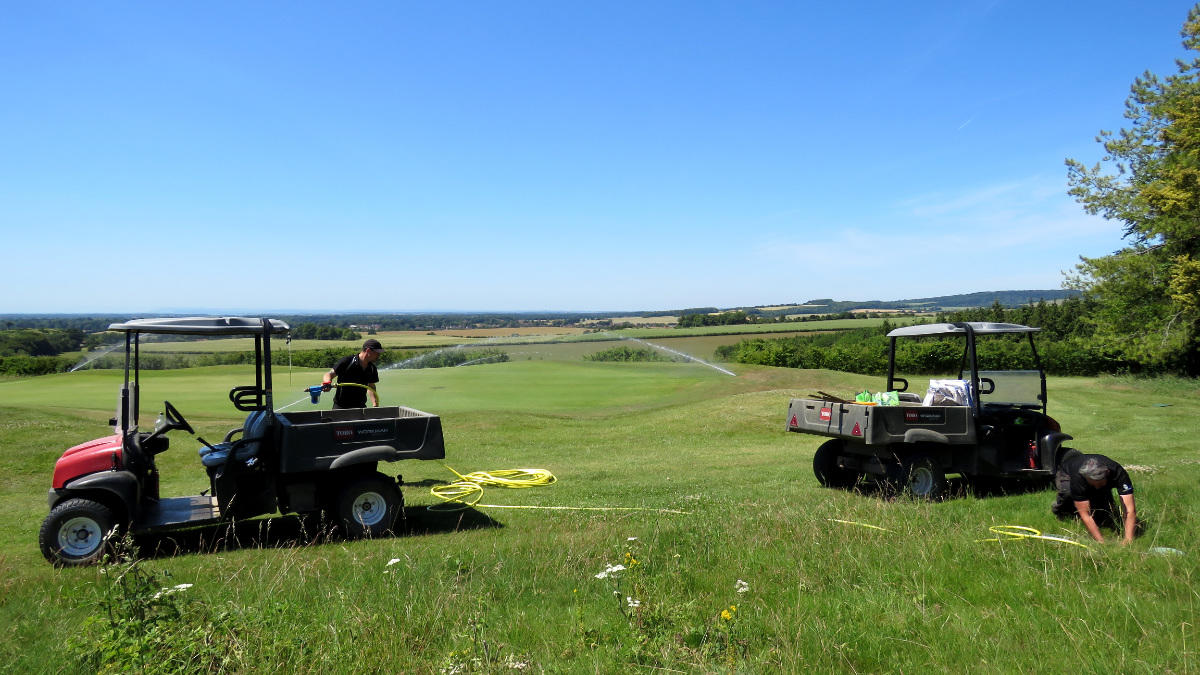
[2,2,1195,314]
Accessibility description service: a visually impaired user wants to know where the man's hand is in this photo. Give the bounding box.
[1075,500,1106,543]
[322,382,332,392]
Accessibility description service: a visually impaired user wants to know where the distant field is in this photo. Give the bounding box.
[404,327,589,339]
[501,332,838,362]
[758,304,820,311]
[120,318,907,357]
[614,316,916,339]
[135,331,557,354]
[579,315,678,325]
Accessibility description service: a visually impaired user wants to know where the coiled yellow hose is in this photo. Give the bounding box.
[430,466,557,511]
[427,464,690,514]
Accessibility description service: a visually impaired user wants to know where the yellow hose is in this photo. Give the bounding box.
[828,518,891,532]
[430,466,557,511]
[321,382,380,405]
[427,465,690,514]
[977,525,1091,550]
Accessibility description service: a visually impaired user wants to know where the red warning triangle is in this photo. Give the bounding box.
[790,414,798,427]
[852,422,862,436]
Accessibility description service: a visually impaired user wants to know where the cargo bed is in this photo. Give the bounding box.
[785,398,977,446]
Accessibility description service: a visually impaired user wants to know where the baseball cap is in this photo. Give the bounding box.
[363,338,383,351]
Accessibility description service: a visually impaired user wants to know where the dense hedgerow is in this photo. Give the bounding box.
[716,323,1134,377]
[585,346,675,363]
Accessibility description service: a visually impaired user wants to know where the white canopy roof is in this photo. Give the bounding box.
[107,317,290,335]
[886,322,1039,338]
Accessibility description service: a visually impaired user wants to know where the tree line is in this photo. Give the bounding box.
[288,323,361,341]
[716,299,1133,377]
[0,329,84,357]
[676,310,755,328]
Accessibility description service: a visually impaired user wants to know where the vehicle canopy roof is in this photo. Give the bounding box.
[107,317,290,336]
[886,322,1040,338]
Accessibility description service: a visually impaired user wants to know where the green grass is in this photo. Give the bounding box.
[0,361,1197,673]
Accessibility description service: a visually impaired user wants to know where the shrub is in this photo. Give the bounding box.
[585,346,674,363]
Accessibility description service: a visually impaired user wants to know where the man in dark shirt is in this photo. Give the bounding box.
[322,339,383,409]
[1051,450,1137,545]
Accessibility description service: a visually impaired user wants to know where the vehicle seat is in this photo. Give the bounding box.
[199,410,274,468]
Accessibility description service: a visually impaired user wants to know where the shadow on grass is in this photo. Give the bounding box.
[133,505,502,561]
[842,475,1055,501]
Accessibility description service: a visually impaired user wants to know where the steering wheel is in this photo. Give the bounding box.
[161,400,195,435]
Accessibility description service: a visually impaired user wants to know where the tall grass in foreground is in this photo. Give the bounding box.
[0,364,1196,672]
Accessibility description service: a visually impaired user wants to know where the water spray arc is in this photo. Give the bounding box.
[68,342,124,372]
[603,332,736,376]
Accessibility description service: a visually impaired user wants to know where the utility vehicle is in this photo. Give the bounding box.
[40,317,445,566]
[785,322,1072,499]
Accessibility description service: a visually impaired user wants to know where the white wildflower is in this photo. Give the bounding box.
[594,563,627,579]
[735,579,750,594]
[387,558,402,567]
[627,537,638,542]
[152,583,193,600]
[626,596,642,608]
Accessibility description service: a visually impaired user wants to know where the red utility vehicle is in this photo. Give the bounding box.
[41,317,445,566]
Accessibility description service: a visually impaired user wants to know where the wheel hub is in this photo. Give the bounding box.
[910,467,934,494]
[353,492,387,526]
[58,517,102,556]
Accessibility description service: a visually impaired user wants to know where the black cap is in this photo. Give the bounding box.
[363,338,383,351]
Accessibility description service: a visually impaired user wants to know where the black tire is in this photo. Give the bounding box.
[333,474,402,538]
[813,440,859,489]
[894,455,947,500]
[39,498,117,566]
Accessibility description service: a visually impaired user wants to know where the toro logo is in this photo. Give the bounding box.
[333,427,354,441]
[851,422,862,436]
[819,408,832,422]
[904,408,946,425]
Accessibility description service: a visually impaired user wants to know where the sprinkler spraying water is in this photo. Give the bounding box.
[455,355,506,367]
[68,342,124,372]
[602,332,736,376]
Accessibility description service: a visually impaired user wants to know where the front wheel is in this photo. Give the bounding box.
[332,474,403,538]
[39,498,118,566]
[894,455,947,500]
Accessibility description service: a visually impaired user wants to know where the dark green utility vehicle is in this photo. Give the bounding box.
[785,322,1072,498]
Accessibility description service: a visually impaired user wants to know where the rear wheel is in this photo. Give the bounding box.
[39,498,117,566]
[333,474,402,538]
[813,440,859,489]
[894,455,947,500]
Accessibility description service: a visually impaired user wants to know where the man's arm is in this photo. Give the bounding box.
[367,383,379,407]
[1119,493,1137,545]
[321,369,336,390]
[1074,500,1106,543]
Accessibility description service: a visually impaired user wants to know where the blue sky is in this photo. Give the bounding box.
[1,1,1195,313]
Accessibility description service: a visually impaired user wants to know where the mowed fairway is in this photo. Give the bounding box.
[0,360,1197,672]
